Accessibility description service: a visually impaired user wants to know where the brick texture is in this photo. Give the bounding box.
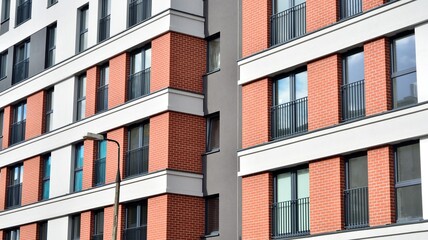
[104,205,124,240]
[242,173,273,240]
[306,0,338,32]
[81,211,93,240]
[364,38,391,116]
[310,157,344,234]
[25,91,45,140]
[22,156,42,205]
[20,223,38,240]
[242,0,271,57]
[0,230,3,239]
[149,112,205,173]
[363,0,386,11]
[2,106,11,149]
[308,54,341,130]
[86,66,99,117]
[368,146,395,226]
[83,140,96,190]
[109,53,129,108]
[242,78,272,149]
[106,128,126,184]
[147,194,204,240]
[0,167,7,211]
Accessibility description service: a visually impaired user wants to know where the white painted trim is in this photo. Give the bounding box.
[239,103,428,176]
[420,137,428,220]
[0,170,203,229]
[237,0,427,85]
[0,88,204,168]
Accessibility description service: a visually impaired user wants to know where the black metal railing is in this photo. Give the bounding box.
[271,2,306,46]
[16,0,32,25]
[10,120,26,145]
[94,157,106,185]
[123,226,147,240]
[128,0,151,27]
[271,97,308,140]
[126,146,149,177]
[7,183,22,208]
[91,234,103,240]
[13,58,29,84]
[340,0,362,19]
[99,15,110,42]
[97,85,109,112]
[341,80,365,121]
[272,197,310,238]
[128,68,150,100]
[344,187,368,229]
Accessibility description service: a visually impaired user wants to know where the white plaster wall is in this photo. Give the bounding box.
[152,0,171,16]
[110,0,127,36]
[420,137,428,220]
[50,146,73,198]
[415,23,428,103]
[87,0,99,48]
[53,77,75,130]
[47,217,69,240]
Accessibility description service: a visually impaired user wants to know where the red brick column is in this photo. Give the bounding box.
[364,38,391,116]
[81,211,93,240]
[242,172,273,240]
[0,230,3,239]
[106,128,126,183]
[306,0,338,32]
[2,106,11,149]
[25,91,45,140]
[22,156,42,205]
[242,79,272,149]
[83,140,96,190]
[242,0,271,57]
[20,223,38,239]
[151,32,205,93]
[104,205,124,240]
[363,0,386,11]
[0,167,8,210]
[310,157,344,234]
[86,66,99,117]
[109,53,129,108]
[368,146,395,226]
[308,54,341,130]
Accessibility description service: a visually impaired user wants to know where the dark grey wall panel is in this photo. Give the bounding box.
[0,47,13,93]
[29,27,47,77]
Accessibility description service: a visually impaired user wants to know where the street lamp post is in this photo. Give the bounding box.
[83,132,121,240]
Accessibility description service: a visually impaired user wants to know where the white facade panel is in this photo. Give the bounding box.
[53,77,76,130]
[420,137,428,220]
[50,146,73,198]
[110,0,128,36]
[87,0,99,49]
[47,217,69,240]
[415,23,428,103]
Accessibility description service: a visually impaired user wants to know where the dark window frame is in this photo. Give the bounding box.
[45,23,57,68]
[41,154,51,200]
[71,214,81,240]
[0,110,4,150]
[16,0,32,26]
[78,5,89,53]
[99,0,111,42]
[0,50,7,80]
[39,221,48,240]
[5,228,20,240]
[93,209,104,239]
[2,0,11,22]
[97,64,109,113]
[206,113,220,152]
[7,163,23,208]
[47,0,57,8]
[74,143,84,192]
[45,87,54,132]
[124,199,148,238]
[94,138,106,186]
[206,33,220,73]
[128,45,151,101]
[76,74,86,121]
[126,121,149,178]
[205,195,219,236]
[13,39,30,85]
[128,0,152,27]
[10,100,26,145]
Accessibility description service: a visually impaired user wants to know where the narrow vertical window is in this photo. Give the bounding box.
[124,200,147,239]
[1,0,10,21]
[45,88,54,132]
[342,50,365,121]
[128,46,151,100]
[97,64,109,112]
[128,0,151,27]
[10,101,26,145]
[74,143,84,192]
[0,51,7,79]
[126,122,149,177]
[94,139,106,185]
[7,164,23,208]
[13,40,30,84]
[39,221,48,240]
[78,5,89,52]
[205,195,219,236]
[41,154,51,200]
[99,0,110,42]
[47,0,57,7]
[340,0,362,19]
[206,114,220,152]
[71,214,81,240]
[5,228,20,240]
[76,74,86,121]
[45,23,57,68]
[16,0,31,25]
[0,110,4,150]
[93,210,104,240]
[207,34,220,72]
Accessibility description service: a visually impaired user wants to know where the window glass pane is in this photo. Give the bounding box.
[129,127,140,150]
[275,0,290,13]
[206,196,219,235]
[297,168,309,198]
[393,72,417,108]
[295,71,308,99]
[144,48,151,69]
[208,116,219,151]
[276,76,290,104]
[42,180,50,199]
[74,170,82,191]
[208,37,220,71]
[126,205,138,228]
[143,124,149,146]
[76,145,84,168]
[44,156,51,178]
[99,140,107,158]
[277,172,291,202]
[397,185,422,222]
[94,211,104,234]
[72,215,81,239]
[397,143,421,182]
[348,155,368,188]
[345,51,364,84]
[394,35,416,72]
[132,52,143,73]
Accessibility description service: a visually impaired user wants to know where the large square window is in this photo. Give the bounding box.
[124,200,148,239]
[128,0,151,27]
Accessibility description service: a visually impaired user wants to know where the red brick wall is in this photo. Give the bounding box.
[2,106,11,149]
[109,53,129,108]
[0,230,3,239]
[0,167,8,210]
[147,195,167,239]
[242,0,271,57]
[22,156,41,205]
[308,54,341,130]
[104,205,124,240]
[364,38,391,116]
[307,0,338,32]
[20,223,38,240]
[242,173,272,240]
[83,140,96,190]
[26,91,45,140]
[363,0,386,11]
[242,78,272,149]
[368,146,395,226]
[86,66,99,117]
[310,157,344,234]
[81,211,93,240]
[106,128,126,184]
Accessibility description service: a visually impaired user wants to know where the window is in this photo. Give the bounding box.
[71,214,81,240]
[76,74,86,121]
[128,46,151,100]
[13,40,30,84]
[95,139,106,185]
[7,164,23,208]
[124,200,147,239]
[10,101,26,145]
[342,50,365,121]
[205,195,219,236]
[392,33,417,108]
[344,154,368,229]
[206,114,219,152]
[1,0,10,21]
[45,88,54,132]
[1,51,7,79]
[97,64,109,112]
[47,0,57,7]
[272,70,308,140]
[5,228,20,240]
[340,0,362,19]
[45,23,57,68]
[39,221,48,240]
[16,0,31,25]
[128,0,151,27]
[41,154,51,200]
[99,0,110,42]
[126,122,149,177]
[271,0,306,45]
[78,5,89,52]
[93,210,104,240]
[0,110,3,150]
[207,35,220,72]
[273,166,309,238]
[395,142,422,222]
[74,143,84,192]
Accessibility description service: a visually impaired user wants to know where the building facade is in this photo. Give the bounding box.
[239,0,428,239]
[0,0,238,240]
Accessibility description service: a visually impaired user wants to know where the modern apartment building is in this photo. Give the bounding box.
[239,0,428,239]
[0,0,239,240]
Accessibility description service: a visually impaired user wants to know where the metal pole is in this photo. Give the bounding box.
[107,139,121,240]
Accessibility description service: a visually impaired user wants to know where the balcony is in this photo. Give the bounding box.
[126,146,149,178]
[7,183,22,208]
[341,79,365,121]
[123,226,147,240]
[13,58,29,85]
[129,0,151,27]
[270,2,306,46]
[96,85,109,112]
[91,234,103,240]
[271,97,308,140]
[340,0,362,19]
[16,0,31,25]
[99,15,111,42]
[272,197,310,238]
[344,187,369,229]
[10,120,26,145]
[128,68,150,100]
[94,157,106,186]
